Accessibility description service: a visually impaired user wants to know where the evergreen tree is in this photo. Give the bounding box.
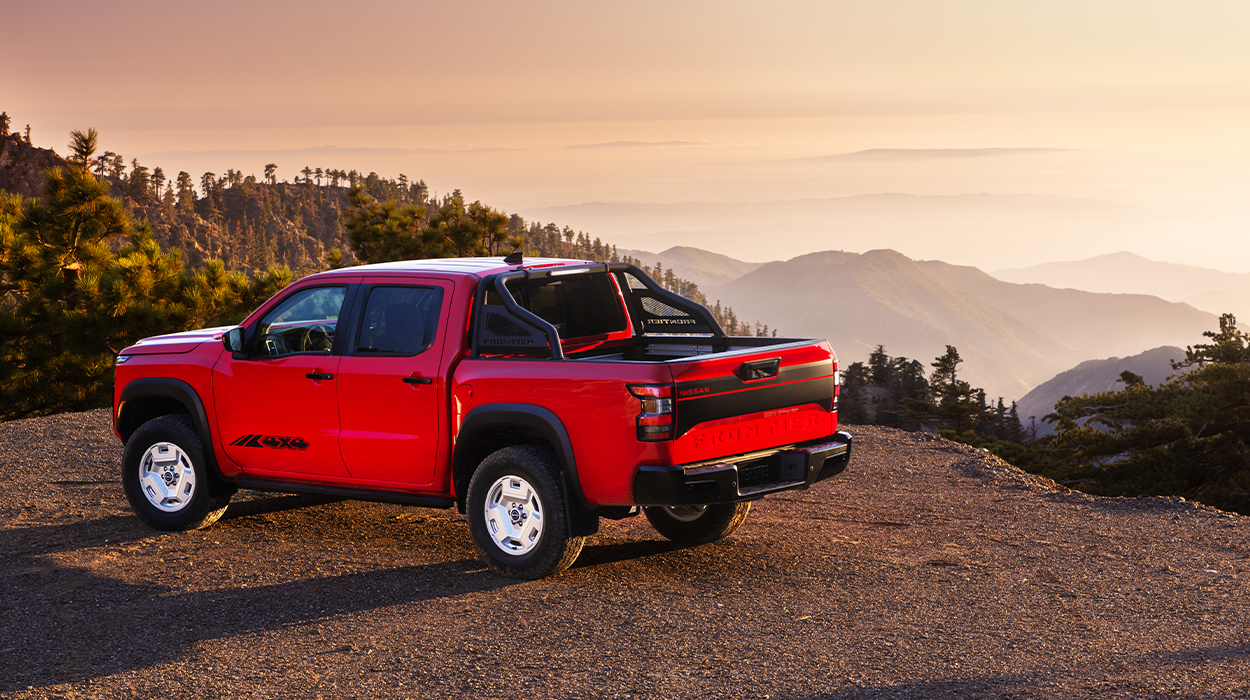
[921,345,981,431]
[345,185,432,262]
[1046,314,1250,512]
[839,361,871,424]
[67,128,98,172]
[0,159,289,420]
[176,172,196,212]
[108,153,125,179]
[0,112,9,137]
[200,172,216,198]
[868,345,891,386]
[1006,401,1026,443]
[151,167,166,202]
[128,159,150,203]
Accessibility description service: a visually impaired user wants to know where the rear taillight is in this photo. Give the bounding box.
[628,384,673,441]
[833,366,840,407]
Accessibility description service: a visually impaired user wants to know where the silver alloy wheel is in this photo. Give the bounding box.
[483,474,545,555]
[662,505,708,522]
[138,441,197,513]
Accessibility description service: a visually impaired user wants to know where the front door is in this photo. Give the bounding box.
[213,284,352,478]
[336,280,451,485]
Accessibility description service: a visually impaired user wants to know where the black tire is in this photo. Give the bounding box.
[644,502,752,545]
[466,445,584,579]
[122,415,231,531]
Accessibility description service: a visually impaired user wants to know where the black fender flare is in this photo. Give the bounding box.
[117,377,231,488]
[453,403,589,513]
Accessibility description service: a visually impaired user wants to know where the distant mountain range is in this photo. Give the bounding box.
[993,251,1250,322]
[625,245,1217,401]
[1015,346,1185,437]
[520,192,1129,266]
[617,246,766,287]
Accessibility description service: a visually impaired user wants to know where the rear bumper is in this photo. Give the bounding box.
[632,431,852,506]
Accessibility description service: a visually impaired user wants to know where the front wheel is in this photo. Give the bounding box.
[122,415,231,531]
[466,446,584,579]
[644,502,752,545]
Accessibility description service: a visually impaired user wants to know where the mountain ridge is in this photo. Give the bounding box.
[1015,345,1186,436]
[707,248,1218,401]
[992,251,1250,320]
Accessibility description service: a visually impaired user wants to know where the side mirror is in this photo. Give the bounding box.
[222,327,246,355]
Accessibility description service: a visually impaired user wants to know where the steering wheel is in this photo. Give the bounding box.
[301,323,334,353]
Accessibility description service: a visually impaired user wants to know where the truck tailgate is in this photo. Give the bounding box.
[667,340,836,465]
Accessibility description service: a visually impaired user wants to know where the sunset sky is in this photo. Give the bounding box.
[4,0,1249,270]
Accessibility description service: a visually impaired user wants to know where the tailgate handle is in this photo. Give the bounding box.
[735,357,781,382]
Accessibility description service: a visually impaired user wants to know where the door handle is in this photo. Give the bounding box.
[306,372,334,381]
[735,357,781,381]
[403,376,433,385]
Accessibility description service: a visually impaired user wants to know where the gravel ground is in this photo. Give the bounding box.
[1,409,1248,699]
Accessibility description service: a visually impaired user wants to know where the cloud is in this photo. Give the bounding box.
[563,140,706,150]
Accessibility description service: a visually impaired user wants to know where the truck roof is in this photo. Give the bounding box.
[309,256,594,280]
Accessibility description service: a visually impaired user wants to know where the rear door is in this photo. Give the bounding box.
[335,278,453,486]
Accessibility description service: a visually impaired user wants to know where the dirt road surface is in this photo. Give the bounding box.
[1,410,1247,699]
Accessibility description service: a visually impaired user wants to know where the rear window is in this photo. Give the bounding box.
[487,274,627,339]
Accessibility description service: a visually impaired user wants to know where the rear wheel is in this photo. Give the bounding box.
[467,446,584,579]
[644,502,751,545]
[122,415,231,531]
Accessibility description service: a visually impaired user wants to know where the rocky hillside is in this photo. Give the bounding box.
[0,133,64,199]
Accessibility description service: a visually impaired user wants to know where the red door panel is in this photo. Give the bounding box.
[336,280,451,486]
[214,355,347,477]
[211,282,354,479]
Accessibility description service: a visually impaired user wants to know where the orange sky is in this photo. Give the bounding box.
[4,0,1249,270]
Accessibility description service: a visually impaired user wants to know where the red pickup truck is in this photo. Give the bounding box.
[113,255,852,578]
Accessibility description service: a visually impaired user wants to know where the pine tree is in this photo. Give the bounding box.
[1046,313,1250,512]
[868,345,891,386]
[0,158,290,420]
[108,153,125,179]
[200,172,216,199]
[838,361,870,423]
[917,345,981,432]
[67,128,98,171]
[151,167,166,202]
[176,172,196,212]
[128,159,150,203]
[0,112,10,137]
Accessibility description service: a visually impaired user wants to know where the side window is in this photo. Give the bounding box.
[485,274,626,339]
[355,286,444,356]
[254,286,347,357]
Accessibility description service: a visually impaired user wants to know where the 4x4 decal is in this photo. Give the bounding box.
[230,434,310,451]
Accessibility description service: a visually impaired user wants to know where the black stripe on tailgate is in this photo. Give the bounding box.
[673,359,834,437]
